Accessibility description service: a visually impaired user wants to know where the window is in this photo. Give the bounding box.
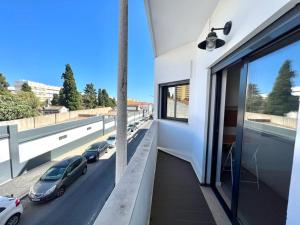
[160,80,190,122]
[59,135,67,140]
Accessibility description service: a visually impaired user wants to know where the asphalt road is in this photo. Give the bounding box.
[19,127,148,225]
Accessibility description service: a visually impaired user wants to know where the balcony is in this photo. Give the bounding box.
[93,120,230,225]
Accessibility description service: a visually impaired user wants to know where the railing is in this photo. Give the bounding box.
[93,121,158,225]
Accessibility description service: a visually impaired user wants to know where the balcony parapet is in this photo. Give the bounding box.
[93,120,158,225]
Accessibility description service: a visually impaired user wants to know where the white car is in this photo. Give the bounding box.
[0,196,23,225]
[106,135,116,148]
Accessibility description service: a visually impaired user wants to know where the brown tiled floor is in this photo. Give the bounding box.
[150,151,216,225]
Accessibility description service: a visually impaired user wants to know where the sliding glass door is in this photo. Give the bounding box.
[210,30,300,225]
[237,33,300,225]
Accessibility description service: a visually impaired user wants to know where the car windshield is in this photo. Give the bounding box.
[40,166,66,181]
[86,148,98,152]
[90,143,100,148]
[108,137,115,141]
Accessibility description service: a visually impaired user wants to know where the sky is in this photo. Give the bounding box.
[0,0,154,102]
[248,40,300,95]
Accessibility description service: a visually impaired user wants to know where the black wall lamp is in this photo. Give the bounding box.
[198,21,232,51]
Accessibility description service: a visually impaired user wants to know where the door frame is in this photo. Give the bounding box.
[205,5,300,225]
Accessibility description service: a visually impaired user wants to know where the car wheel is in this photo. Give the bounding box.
[5,213,20,225]
[56,186,65,198]
[82,166,87,175]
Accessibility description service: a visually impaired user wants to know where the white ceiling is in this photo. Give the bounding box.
[145,0,219,56]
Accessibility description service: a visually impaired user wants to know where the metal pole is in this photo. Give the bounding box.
[116,0,128,183]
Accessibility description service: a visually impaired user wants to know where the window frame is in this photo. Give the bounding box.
[159,79,190,122]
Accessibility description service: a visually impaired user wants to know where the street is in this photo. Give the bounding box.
[19,127,148,225]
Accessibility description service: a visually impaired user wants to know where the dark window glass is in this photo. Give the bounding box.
[161,81,189,121]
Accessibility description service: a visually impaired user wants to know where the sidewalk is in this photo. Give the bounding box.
[0,130,116,199]
[0,121,149,199]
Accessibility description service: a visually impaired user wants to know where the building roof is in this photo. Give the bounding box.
[127,100,152,107]
[43,106,67,110]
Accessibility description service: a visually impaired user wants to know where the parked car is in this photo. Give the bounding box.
[0,196,23,225]
[134,121,140,127]
[106,136,116,148]
[82,141,109,162]
[128,124,137,132]
[28,156,87,203]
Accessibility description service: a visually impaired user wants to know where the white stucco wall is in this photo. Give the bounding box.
[19,121,103,163]
[154,0,299,184]
[0,138,10,163]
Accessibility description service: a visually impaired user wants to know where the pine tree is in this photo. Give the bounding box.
[0,73,9,92]
[246,83,264,113]
[21,83,32,92]
[83,83,97,109]
[265,60,298,115]
[102,89,110,106]
[58,88,65,106]
[61,64,81,110]
[51,94,60,106]
[98,89,104,106]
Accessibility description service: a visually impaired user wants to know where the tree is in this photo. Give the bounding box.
[83,83,97,109]
[21,83,32,92]
[98,89,104,107]
[246,83,264,113]
[110,97,117,107]
[51,94,60,106]
[0,91,39,121]
[58,88,65,106]
[102,89,110,106]
[18,91,41,109]
[265,60,298,116]
[0,73,9,92]
[61,64,81,110]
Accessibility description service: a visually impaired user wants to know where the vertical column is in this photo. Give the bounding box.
[8,125,19,178]
[116,0,128,183]
[102,115,105,136]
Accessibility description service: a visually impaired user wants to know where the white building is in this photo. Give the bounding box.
[94,1,300,225]
[14,80,61,102]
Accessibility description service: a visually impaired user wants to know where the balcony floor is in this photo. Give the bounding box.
[150,151,217,225]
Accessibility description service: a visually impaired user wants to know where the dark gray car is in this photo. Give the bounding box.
[82,141,109,162]
[28,156,87,202]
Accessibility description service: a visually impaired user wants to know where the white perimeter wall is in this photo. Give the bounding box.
[154,0,299,188]
[19,121,103,163]
[0,138,10,163]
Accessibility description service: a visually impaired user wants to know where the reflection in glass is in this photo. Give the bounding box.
[238,41,300,225]
[175,84,189,119]
[167,87,175,117]
[216,63,241,208]
[166,84,189,119]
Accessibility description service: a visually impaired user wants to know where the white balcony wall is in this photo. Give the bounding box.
[154,0,298,185]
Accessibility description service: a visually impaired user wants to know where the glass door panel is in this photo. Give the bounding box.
[238,40,300,225]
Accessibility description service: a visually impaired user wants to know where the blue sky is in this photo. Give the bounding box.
[0,0,154,102]
[249,40,300,94]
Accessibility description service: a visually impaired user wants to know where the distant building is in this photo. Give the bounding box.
[7,86,16,94]
[292,86,300,97]
[14,80,61,102]
[127,100,153,116]
[41,106,69,115]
